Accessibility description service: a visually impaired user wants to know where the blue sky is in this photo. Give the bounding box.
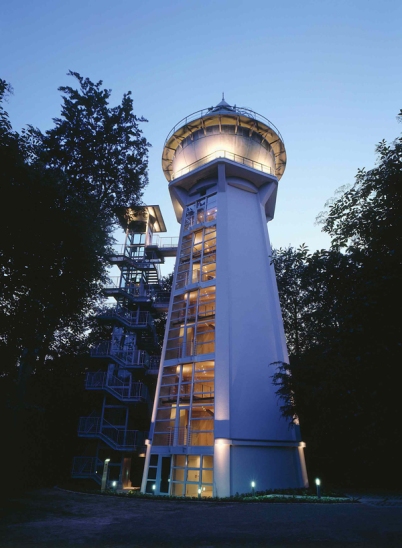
[2,0,401,266]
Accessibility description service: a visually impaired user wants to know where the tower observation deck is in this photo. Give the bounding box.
[162,98,286,183]
[142,99,308,498]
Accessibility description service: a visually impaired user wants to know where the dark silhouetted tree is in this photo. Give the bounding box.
[272,115,402,487]
[0,74,150,490]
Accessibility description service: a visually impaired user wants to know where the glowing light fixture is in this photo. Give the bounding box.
[315,478,321,499]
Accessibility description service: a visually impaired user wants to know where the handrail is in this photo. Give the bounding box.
[153,291,171,303]
[103,279,169,302]
[165,337,215,360]
[165,105,284,145]
[172,149,273,181]
[153,426,213,447]
[71,456,103,483]
[78,416,146,450]
[151,235,179,248]
[90,342,150,369]
[108,245,147,258]
[99,307,154,329]
[78,416,100,434]
[106,251,163,277]
[85,371,150,402]
[176,267,216,289]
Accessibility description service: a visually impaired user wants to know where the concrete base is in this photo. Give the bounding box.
[215,441,308,497]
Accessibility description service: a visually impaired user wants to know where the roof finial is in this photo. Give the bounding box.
[222,92,225,100]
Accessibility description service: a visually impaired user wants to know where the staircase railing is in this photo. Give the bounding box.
[153,426,190,446]
[85,371,150,403]
[98,307,154,329]
[153,291,171,305]
[102,279,169,307]
[78,416,146,451]
[151,235,179,249]
[146,355,161,375]
[71,457,103,484]
[106,250,163,282]
[103,278,152,300]
[90,342,150,369]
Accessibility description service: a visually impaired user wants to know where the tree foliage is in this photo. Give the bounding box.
[0,73,150,491]
[33,71,150,220]
[272,118,402,487]
[153,273,174,351]
[0,72,150,378]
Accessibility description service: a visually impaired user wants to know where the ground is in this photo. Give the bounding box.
[0,488,401,547]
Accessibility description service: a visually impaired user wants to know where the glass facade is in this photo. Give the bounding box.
[166,287,215,359]
[145,192,217,496]
[171,455,214,497]
[153,360,214,447]
[183,193,217,231]
[176,227,216,290]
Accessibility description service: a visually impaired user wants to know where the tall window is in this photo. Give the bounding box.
[153,360,214,447]
[171,455,214,497]
[166,287,215,360]
[184,193,217,231]
[127,232,146,259]
[176,227,216,290]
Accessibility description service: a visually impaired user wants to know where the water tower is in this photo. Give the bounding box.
[141,98,308,497]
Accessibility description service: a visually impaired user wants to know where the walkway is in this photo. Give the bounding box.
[1,488,401,547]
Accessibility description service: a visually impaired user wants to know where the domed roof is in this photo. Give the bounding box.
[162,99,286,182]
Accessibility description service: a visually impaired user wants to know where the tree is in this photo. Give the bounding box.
[0,118,107,386]
[34,71,150,221]
[153,272,174,351]
[272,115,402,487]
[0,72,150,382]
[1,73,151,491]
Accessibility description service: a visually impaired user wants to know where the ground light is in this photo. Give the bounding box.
[315,478,321,499]
[198,488,201,499]
[152,484,156,495]
[251,481,255,495]
[101,459,111,493]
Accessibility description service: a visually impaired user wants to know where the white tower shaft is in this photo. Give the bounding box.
[141,101,308,497]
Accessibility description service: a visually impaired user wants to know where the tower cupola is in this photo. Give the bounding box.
[162,99,286,182]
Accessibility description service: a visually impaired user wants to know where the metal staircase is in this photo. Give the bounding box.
[72,205,176,486]
[90,343,150,370]
[71,457,103,484]
[85,371,151,404]
[98,308,155,330]
[107,247,161,286]
[78,416,147,451]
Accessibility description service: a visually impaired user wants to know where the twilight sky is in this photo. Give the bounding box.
[2,0,401,269]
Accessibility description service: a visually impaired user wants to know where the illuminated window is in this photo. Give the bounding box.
[176,227,216,290]
[166,287,215,360]
[153,361,214,447]
[184,193,217,231]
[170,455,214,497]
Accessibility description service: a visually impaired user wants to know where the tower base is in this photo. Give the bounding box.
[214,441,308,497]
